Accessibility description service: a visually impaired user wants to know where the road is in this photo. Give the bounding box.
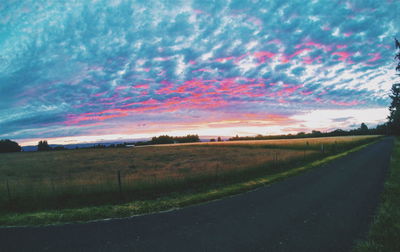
[0,137,394,252]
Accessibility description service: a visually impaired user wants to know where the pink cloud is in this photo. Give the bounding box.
[378,44,391,50]
[135,84,150,89]
[322,25,331,31]
[157,70,166,76]
[93,91,108,97]
[302,56,322,64]
[367,53,381,62]
[330,100,359,106]
[336,44,348,49]
[267,39,283,45]
[154,56,171,62]
[115,86,130,91]
[247,17,263,29]
[253,51,276,63]
[290,48,312,58]
[296,41,332,52]
[65,112,128,125]
[234,53,250,63]
[139,98,159,105]
[281,48,312,63]
[331,51,354,63]
[193,9,207,15]
[279,85,302,96]
[301,91,313,96]
[192,68,213,73]
[215,56,235,63]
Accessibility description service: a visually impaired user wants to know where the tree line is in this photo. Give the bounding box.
[134,134,200,146]
[228,123,387,141]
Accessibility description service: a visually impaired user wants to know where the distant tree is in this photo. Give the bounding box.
[359,123,369,134]
[37,140,51,151]
[229,135,240,141]
[311,130,322,136]
[217,137,222,142]
[255,134,263,140]
[0,139,22,153]
[328,129,347,136]
[151,135,174,144]
[174,134,200,143]
[377,123,388,135]
[210,138,216,142]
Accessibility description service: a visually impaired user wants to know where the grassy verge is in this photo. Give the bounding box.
[354,137,400,252]
[0,140,375,227]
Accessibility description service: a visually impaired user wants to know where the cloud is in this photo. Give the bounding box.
[0,0,398,142]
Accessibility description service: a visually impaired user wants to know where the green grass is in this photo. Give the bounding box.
[0,139,376,227]
[354,137,400,252]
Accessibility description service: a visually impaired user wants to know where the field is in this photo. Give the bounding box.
[0,135,379,216]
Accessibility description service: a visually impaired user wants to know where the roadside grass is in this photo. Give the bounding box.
[354,137,400,252]
[0,138,378,227]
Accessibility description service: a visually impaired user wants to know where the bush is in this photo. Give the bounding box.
[0,139,22,153]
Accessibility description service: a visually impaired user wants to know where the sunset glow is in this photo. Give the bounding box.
[0,0,398,145]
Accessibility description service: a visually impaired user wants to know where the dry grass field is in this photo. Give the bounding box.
[147,135,378,148]
[0,135,379,213]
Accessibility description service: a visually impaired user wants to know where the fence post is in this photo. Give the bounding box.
[6,179,11,201]
[274,152,278,168]
[117,170,122,198]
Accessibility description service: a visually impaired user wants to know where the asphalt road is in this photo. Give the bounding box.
[0,137,394,252]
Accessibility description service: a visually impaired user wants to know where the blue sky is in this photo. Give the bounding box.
[0,0,399,145]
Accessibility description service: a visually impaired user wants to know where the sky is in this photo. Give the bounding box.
[0,0,399,145]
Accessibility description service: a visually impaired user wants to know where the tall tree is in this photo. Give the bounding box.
[0,139,22,153]
[360,123,369,134]
[388,84,400,135]
[37,140,51,151]
[396,38,400,72]
[388,39,400,135]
